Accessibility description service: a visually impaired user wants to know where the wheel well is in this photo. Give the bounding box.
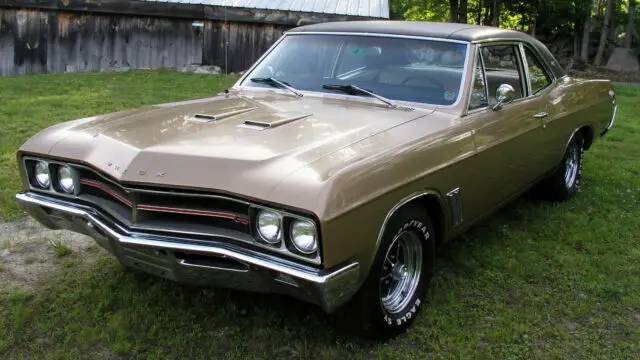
[407,194,446,247]
[580,126,594,150]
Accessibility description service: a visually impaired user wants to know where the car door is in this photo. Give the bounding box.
[520,44,563,173]
[462,43,551,222]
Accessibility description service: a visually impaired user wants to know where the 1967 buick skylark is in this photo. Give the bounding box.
[15,21,616,339]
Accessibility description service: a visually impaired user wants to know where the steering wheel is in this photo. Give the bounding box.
[400,76,445,91]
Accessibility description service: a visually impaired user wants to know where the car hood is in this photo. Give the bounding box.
[24,90,432,206]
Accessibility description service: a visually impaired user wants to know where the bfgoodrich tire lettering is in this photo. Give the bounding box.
[344,203,435,340]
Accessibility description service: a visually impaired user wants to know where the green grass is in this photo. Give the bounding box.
[0,74,639,359]
[0,70,239,220]
[49,240,73,259]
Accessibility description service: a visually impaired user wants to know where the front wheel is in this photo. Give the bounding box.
[540,132,584,202]
[343,203,435,340]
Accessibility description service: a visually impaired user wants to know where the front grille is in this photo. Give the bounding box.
[74,166,252,236]
[22,156,322,266]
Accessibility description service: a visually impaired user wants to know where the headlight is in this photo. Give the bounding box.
[256,210,282,244]
[290,220,318,254]
[34,161,50,188]
[58,166,75,193]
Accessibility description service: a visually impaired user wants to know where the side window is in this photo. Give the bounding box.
[469,53,488,110]
[480,45,525,104]
[524,48,552,94]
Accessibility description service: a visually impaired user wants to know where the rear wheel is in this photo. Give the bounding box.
[540,132,584,201]
[344,203,435,340]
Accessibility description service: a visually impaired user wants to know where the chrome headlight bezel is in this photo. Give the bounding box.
[33,161,51,188]
[255,209,283,244]
[250,205,321,263]
[57,165,76,194]
[289,219,318,255]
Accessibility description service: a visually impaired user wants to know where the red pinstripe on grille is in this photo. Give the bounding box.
[79,179,249,224]
[79,179,132,207]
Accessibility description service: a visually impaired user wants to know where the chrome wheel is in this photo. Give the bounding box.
[564,142,579,188]
[380,230,423,314]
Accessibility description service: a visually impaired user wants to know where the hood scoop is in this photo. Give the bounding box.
[186,107,257,123]
[240,113,312,130]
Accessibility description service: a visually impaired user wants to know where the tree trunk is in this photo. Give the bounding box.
[595,0,614,65]
[450,0,459,23]
[530,0,539,36]
[625,0,636,48]
[484,0,493,25]
[477,0,483,25]
[460,0,468,24]
[574,22,583,61]
[608,2,618,44]
[581,0,596,62]
[493,0,501,27]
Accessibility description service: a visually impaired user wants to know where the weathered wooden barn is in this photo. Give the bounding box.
[0,0,389,76]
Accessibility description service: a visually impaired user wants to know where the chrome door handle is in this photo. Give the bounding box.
[534,112,549,119]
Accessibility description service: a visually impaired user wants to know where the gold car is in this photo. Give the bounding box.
[15,21,616,339]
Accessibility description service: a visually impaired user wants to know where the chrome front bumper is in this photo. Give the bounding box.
[15,192,360,313]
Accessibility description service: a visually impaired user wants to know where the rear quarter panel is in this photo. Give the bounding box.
[541,77,615,171]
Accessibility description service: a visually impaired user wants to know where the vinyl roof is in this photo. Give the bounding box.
[290,21,530,42]
[138,0,390,18]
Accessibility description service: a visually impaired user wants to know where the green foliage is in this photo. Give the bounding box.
[390,0,637,49]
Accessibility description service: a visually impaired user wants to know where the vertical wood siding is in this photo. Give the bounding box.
[0,8,289,76]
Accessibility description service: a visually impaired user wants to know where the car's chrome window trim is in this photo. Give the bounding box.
[464,38,564,116]
[464,40,529,114]
[519,43,533,97]
[520,43,555,96]
[464,46,490,114]
[234,32,472,109]
[475,38,559,82]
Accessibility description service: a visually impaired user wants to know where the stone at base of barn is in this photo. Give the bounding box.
[606,48,640,72]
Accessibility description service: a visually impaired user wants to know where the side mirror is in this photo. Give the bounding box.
[492,84,516,111]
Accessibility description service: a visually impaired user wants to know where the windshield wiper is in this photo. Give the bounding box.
[322,84,399,108]
[250,77,303,97]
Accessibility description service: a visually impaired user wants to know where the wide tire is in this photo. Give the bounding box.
[344,203,435,340]
[540,132,585,202]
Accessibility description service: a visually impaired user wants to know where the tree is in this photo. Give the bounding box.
[581,0,596,63]
[493,0,501,27]
[460,0,469,23]
[450,0,458,22]
[594,0,614,65]
[625,0,636,48]
[449,0,469,23]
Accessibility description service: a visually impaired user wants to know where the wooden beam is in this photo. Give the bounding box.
[0,0,369,26]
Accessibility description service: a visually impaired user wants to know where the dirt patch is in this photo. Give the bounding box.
[0,218,106,291]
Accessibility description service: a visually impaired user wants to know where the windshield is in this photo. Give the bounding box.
[241,34,468,106]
